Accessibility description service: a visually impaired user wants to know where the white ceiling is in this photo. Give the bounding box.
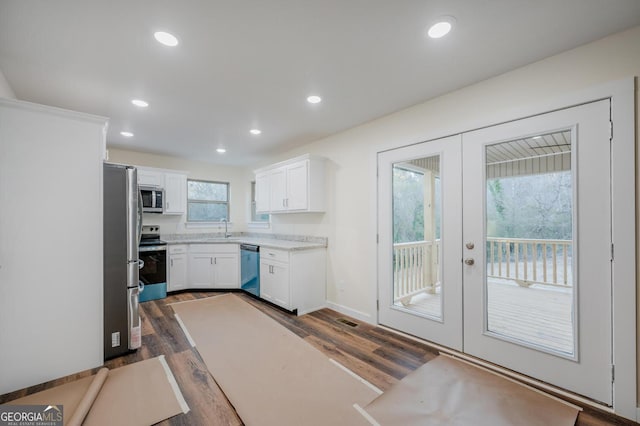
[1,1,639,166]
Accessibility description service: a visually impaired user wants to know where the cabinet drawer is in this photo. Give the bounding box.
[189,243,216,254]
[261,247,289,263]
[211,243,239,254]
[169,244,187,254]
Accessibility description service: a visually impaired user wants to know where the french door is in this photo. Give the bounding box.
[378,135,463,350]
[377,100,613,404]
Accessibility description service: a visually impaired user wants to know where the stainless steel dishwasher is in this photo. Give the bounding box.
[240,244,260,297]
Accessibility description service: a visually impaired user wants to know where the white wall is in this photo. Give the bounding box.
[0,99,105,394]
[251,26,640,331]
[0,66,16,99]
[107,149,252,235]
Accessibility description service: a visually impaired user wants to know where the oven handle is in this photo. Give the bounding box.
[138,245,168,252]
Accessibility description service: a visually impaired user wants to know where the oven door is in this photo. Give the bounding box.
[139,246,167,285]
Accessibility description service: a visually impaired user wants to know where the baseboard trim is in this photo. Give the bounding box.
[325,301,373,324]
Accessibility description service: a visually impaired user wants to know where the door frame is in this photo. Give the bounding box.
[375,78,636,419]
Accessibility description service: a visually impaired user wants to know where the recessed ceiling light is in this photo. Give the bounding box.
[427,17,455,39]
[250,129,262,135]
[154,31,179,47]
[216,148,226,154]
[307,95,322,104]
[120,131,134,138]
[131,99,149,108]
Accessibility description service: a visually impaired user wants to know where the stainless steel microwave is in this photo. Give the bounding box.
[140,187,164,213]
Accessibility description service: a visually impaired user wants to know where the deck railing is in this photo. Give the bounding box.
[393,237,572,304]
[487,237,572,287]
[393,240,440,305]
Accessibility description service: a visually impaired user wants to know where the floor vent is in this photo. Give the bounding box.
[336,318,359,328]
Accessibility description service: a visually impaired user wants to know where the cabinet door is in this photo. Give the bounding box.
[285,161,308,211]
[164,173,186,214]
[168,254,188,291]
[189,254,215,288]
[138,169,163,187]
[270,262,290,308]
[269,168,287,212]
[255,172,270,213]
[260,260,290,309]
[213,254,239,288]
[260,260,276,303]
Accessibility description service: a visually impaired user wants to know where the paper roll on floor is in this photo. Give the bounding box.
[5,357,188,426]
[66,368,109,426]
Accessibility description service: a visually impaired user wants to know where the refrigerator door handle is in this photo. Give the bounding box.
[137,189,143,246]
[126,167,140,261]
[127,260,139,288]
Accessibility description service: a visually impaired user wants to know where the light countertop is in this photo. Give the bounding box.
[161,234,327,251]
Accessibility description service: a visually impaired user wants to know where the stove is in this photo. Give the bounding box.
[138,225,167,302]
[140,225,167,248]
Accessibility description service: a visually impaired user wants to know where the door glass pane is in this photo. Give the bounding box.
[392,155,442,319]
[485,130,575,356]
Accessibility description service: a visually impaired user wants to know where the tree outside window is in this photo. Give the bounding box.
[187,179,229,222]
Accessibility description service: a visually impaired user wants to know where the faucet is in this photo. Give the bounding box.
[222,218,232,238]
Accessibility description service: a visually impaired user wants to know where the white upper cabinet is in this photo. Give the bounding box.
[136,166,187,215]
[164,172,187,215]
[255,154,326,214]
[255,172,271,213]
[137,168,164,187]
[268,167,288,212]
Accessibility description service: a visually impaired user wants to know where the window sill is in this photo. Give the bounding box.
[185,221,233,229]
[247,221,270,229]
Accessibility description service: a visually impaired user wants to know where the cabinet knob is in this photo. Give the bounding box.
[464,258,475,266]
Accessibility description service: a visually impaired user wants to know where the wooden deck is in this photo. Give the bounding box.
[397,280,574,354]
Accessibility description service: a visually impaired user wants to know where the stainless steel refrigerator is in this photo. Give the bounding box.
[103,163,143,360]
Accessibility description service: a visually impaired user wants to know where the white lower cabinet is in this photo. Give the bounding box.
[168,245,188,291]
[167,242,325,315]
[167,243,239,291]
[260,247,326,314]
[260,259,290,309]
[188,251,216,289]
[213,254,240,288]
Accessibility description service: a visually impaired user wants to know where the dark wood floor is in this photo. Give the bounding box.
[1,291,637,425]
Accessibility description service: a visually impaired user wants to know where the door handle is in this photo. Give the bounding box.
[170,259,173,267]
[464,258,475,266]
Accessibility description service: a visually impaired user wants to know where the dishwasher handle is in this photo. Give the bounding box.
[240,244,260,252]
